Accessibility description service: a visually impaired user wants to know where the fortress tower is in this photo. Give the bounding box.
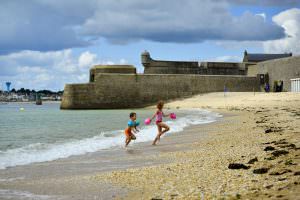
[141,51,152,67]
[89,65,136,82]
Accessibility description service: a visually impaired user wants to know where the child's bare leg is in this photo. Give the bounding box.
[152,135,160,145]
[158,125,163,141]
[159,123,170,136]
[152,125,162,145]
[125,137,131,147]
[153,123,170,145]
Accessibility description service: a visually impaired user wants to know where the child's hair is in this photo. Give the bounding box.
[129,112,136,118]
[157,101,164,110]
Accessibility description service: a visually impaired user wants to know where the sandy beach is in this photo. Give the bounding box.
[0,92,299,199]
[92,92,300,199]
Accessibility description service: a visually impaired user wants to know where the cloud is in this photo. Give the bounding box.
[80,0,285,43]
[0,0,91,54]
[225,0,300,7]
[264,8,300,55]
[78,51,98,69]
[16,66,47,74]
[0,0,288,54]
[0,50,128,90]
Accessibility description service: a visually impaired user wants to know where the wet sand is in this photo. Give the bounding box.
[1,92,300,199]
[0,114,223,200]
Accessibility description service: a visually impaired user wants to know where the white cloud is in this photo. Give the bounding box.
[78,51,97,69]
[80,1,285,43]
[16,66,47,73]
[119,59,128,65]
[35,73,53,82]
[0,49,130,90]
[264,8,300,55]
[226,0,299,7]
[0,1,90,54]
[0,0,288,53]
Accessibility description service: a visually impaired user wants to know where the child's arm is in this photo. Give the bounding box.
[132,127,138,133]
[150,110,157,121]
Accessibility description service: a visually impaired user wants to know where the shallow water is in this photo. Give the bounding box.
[0,102,221,169]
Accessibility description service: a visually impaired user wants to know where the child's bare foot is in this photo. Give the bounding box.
[152,138,158,145]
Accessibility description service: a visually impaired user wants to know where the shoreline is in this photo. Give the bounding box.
[0,92,299,199]
[94,92,300,199]
[0,101,61,104]
[0,109,224,200]
[0,108,219,170]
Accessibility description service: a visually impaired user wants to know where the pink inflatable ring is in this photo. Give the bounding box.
[144,118,151,125]
[170,113,176,119]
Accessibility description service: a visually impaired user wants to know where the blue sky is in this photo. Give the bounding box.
[0,0,299,91]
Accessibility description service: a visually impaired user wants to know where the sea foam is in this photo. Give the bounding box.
[0,109,221,169]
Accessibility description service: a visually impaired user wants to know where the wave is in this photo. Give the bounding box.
[0,109,221,169]
[0,189,54,200]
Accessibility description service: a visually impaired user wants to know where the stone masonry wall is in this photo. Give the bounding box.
[254,56,300,91]
[141,51,246,75]
[61,74,259,109]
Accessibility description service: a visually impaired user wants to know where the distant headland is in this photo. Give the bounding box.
[0,88,63,102]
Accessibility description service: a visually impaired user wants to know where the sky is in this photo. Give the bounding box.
[0,0,299,91]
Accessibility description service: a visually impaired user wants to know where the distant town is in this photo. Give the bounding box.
[0,88,63,102]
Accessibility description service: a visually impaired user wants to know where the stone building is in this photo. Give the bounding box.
[247,56,300,92]
[243,50,298,92]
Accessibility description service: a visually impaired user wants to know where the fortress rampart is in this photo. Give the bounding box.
[61,51,298,109]
[61,73,259,109]
[142,51,247,75]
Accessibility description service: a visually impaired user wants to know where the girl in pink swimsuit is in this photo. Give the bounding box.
[150,101,170,145]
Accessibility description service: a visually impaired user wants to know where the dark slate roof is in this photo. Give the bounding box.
[243,52,292,62]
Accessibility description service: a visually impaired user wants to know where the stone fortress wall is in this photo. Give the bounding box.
[61,73,259,109]
[142,51,247,75]
[61,51,299,109]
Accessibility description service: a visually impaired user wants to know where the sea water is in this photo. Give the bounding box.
[0,102,221,169]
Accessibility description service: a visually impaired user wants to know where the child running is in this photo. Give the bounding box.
[124,112,138,147]
[150,101,170,145]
